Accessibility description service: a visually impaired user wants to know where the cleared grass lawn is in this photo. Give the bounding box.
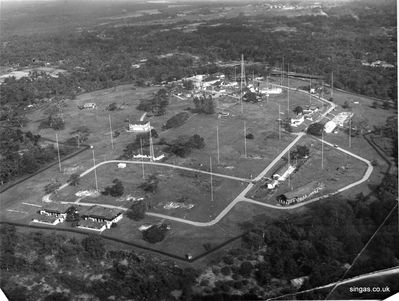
[247,135,368,205]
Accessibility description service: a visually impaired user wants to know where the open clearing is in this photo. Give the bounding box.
[1,78,390,261]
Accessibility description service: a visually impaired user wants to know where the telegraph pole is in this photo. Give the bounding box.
[149,123,154,161]
[278,104,281,141]
[140,139,145,179]
[108,114,114,150]
[309,77,312,105]
[287,63,290,113]
[91,146,99,191]
[216,117,220,164]
[321,131,324,169]
[331,71,334,98]
[244,120,247,158]
[266,76,269,104]
[349,117,352,148]
[210,156,214,202]
[55,133,61,172]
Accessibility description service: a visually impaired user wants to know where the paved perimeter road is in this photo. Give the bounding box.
[46,85,372,227]
[146,133,306,226]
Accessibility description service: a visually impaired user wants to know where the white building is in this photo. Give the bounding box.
[290,115,305,127]
[32,203,72,225]
[259,87,282,95]
[128,121,152,132]
[324,120,337,133]
[83,103,97,109]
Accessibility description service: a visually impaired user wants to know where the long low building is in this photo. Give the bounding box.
[277,181,325,206]
[32,203,73,225]
[78,205,124,232]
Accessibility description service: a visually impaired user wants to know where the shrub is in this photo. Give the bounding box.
[102,179,124,197]
[142,224,169,243]
[164,112,189,129]
[68,173,80,186]
[245,133,254,139]
[200,279,209,287]
[223,255,234,265]
[220,266,231,276]
[203,242,212,251]
[138,174,159,193]
[126,200,147,221]
[307,123,324,136]
[239,261,253,278]
[44,182,61,194]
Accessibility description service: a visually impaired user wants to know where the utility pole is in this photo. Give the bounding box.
[309,77,312,106]
[210,156,214,202]
[266,76,269,104]
[108,114,114,150]
[278,104,281,141]
[149,123,154,161]
[321,131,324,169]
[244,120,247,158]
[331,71,334,98]
[91,146,99,191]
[349,117,352,148]
[240,54,245,114]
[140,139,145,178]
[216,117,220,164]
[56,133,61,172]
[287,63,290,113]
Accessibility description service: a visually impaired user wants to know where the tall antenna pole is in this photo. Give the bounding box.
[321,131,324,169]
[282,57,284,86]
[309,77,312,105]
[140,139,145,178]
[331,71,334,98]
[210,156,214,202]
[91,146,98,191]
[244,120,247,158]
[287,63,290,113]
[278,104,281,141]
[240,54,245,114]
[216,117,220,164]
[149,123,154,161]
[108,114,114,150]
[349,117,352,148]
[266,76,269,104]
[56,133,62,172]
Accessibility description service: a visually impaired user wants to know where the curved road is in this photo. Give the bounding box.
[46,85,372,227]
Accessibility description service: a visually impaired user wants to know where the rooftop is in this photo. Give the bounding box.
[33,214,60,224]
[78,219,107,230]
[42,203,73,214]
[80,205,123,220]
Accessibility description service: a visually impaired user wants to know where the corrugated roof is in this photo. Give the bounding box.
[80,205,123,220]
[42,203,72,214]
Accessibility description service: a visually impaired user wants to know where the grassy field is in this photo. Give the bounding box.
[1,79,394,262]
[247,135,368,205]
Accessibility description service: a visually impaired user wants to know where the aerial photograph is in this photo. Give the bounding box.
[0,0,397,300]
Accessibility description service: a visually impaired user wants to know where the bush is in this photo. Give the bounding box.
[138,174,159,193]
[307,123,324,136]
[68,173,80,186]
[223,255,234,265]
[164,112,190,129]
[107,102,118,111]
[142,224,169,243]
[44,182,61,194]
[126,200,147,221]
[200,279,209,286]
[81,235,105,259]
[245,133,254,139]
[239,261,253,278]
[203,242,212,251]
[102,179,124,197]
[220,266,231,276]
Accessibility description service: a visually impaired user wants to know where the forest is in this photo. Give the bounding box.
[196,174,398,300]
[1,174,397,300]
[0,0,397,112]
